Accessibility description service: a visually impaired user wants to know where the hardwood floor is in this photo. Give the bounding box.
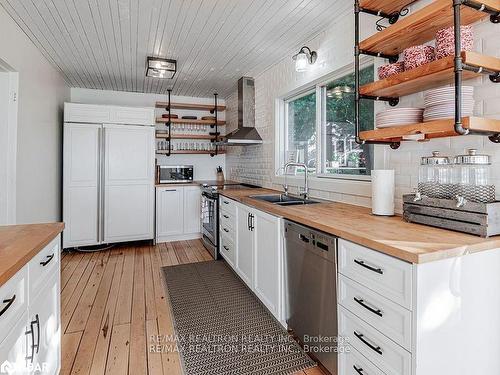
[60,240,326,375]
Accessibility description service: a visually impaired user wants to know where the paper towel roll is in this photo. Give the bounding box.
[371,170,395,216]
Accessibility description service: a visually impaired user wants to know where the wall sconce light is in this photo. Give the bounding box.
[292,46,317,72]
[146,57,177,79]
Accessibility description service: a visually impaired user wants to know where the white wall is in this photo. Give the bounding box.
[0,6,69,224]
[70,88,226,180]
[225,2,500,211]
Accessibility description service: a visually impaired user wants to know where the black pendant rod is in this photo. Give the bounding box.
[453,0,469,135]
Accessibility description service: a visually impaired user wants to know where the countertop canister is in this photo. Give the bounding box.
[371,169,395,216]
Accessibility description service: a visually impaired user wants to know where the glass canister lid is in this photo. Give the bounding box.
[454,149,491,165]
[421,151,450,165]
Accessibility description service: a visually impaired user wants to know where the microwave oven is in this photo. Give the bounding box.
[158,165,194,183]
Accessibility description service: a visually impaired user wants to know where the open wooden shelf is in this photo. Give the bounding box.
[361,52,500,98]
[360,0,416,15]
[156,133,218,140]
[155,102,226,112]
[156,118,226,125]
[360,116,500,142]
[359,0,499,56]
[156,150,226,155]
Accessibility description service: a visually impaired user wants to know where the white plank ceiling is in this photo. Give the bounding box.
[0,0,350,97]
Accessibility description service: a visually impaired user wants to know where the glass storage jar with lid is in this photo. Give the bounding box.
[453,149,495,203]
[418,151,453,199]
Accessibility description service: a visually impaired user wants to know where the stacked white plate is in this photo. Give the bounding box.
[376,107,424,128]
[424,86,474,121]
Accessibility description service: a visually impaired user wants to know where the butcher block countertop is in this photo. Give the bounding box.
[0,223,64,287]
[220,188,500,264]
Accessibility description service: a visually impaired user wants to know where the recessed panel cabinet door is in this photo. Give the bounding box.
[156,187,185,237]
[104,124,155,242]
[254,210,281,320]
[0,312,29,374]
[30,274,60,375]
[183,186,201,234]
[236,205,254,287]
[63,123,100,248]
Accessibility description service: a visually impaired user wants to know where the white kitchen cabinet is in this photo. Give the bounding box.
[221,197,283,322]
[0,234,61,374]
[62,123,100,248]
[30,274,60,375]
[156,185,201,243]
[103,124,155,243]
[64,102,154,125]
[236,205,254,288]
[183,186,201,234]
[253,209,282,319]
[63,121,155,249]
[0,312,29,374]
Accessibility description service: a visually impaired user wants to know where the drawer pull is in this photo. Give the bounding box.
[0,295,16,317]
[223,214,229,219]
[353,365,364,375]
[354,259,383,275]
[40,253,55,266]
[354,297,383,317]
[223,201,229,205]
[223,245,229,251]
[354,331,382,355]
[223,228,229,233]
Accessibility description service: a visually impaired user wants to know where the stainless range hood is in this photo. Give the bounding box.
[223,77,262,145]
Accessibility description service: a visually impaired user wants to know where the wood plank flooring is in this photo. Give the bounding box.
[60,240,326,375]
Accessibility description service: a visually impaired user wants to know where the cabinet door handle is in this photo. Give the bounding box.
[32,314,40,354]
[0,295,16,317]
[223,245,229,251]
[354,259,383,275]
[354,297,383,317]
[353,365,364,374]
[223,200,229,205]
[164,189,177,192]
[223,228,229,233]
[354,331,382,355]
[250,214,255,231]
[247,213,251,231]
[223,214,229,219]
[40,253,55,266]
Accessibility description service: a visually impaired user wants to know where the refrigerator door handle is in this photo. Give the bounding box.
[99,126,105,243]
[97,126,102,243]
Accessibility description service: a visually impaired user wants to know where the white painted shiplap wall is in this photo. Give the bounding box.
[226,2,500,212]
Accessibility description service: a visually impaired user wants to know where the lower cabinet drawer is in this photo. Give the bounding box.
[339,306,411,375]
[0,266,28,344]
[340,346,387,375]
[29,236,60,297]
[220,234,235,267]
[220,196,237,216]
[338,275,412,351]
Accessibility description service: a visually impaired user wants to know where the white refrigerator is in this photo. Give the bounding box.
[63,122,155,249]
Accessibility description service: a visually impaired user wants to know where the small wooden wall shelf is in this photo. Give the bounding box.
[359,0,498,56]
[360,117,500,142]
[155,102,226,112]
[361,52,500,98]
[156,134,216,140]
[360,0,416,14]
[156,150,226,155]
[156,117,226,126]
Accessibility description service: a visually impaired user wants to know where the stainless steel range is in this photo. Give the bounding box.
[201,182,260,259]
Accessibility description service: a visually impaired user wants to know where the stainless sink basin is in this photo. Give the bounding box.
[249,194,320,206]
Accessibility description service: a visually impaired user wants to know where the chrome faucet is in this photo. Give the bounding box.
[284,162,309,199]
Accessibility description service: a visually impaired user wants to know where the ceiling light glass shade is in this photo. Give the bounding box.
[146,57,176,79]
[295,52,309,72]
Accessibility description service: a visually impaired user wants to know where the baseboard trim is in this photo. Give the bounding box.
[156,233,202,243]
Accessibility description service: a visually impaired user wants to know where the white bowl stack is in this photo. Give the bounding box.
[376,107,424,128]
[423,86,474,121]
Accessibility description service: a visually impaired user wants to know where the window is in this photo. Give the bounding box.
[285,91,317,173]
[281,64,374,178]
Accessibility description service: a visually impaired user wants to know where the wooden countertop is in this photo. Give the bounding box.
[0,223,64,287]
[221,188,500,264]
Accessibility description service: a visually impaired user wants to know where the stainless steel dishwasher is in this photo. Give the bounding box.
[284,220,338,374]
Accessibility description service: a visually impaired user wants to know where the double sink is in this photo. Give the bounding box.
[249,194,320,206]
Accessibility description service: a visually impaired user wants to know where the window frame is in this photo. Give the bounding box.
[276,58,375,181]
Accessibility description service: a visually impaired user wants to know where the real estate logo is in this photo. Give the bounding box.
[0,360,48,374]
[0,361,13,374]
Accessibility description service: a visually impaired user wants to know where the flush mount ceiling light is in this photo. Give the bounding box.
[292,46,317,72]
[146,57,177,79]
